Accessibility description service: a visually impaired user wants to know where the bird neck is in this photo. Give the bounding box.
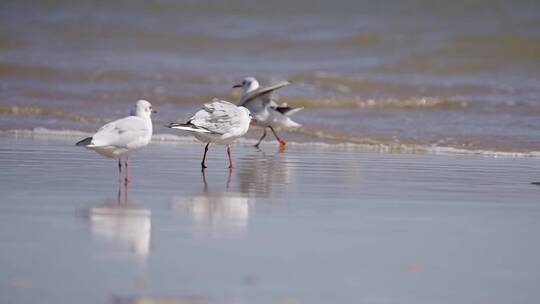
[139,114,153,133]
[240,82,259,102]
[147,117,153,132]
[246,82,259,93]
[133,111,150,119]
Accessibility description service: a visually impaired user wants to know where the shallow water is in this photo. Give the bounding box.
[1,136,540,303]
[1,1,539,153]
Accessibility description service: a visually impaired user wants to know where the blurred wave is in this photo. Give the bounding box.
[0,62,131,81]
[378,33,540,74]
[0,104,106,123]
[1,0,539,156]
[285,96,468,110]
[2,127,539,158]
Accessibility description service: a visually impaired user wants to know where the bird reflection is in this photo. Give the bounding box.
[236,151,294,197]
[171,169,251,238]
[82,183,151,257]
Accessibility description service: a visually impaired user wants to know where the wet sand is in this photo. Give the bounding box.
[1,136,539,304]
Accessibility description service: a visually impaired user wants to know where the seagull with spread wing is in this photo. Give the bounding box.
[167,99,252,169]
[76,99,156,182]
[233,77,303,150]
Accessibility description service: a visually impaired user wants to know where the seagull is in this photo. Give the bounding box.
[76,99,156,182]
[233,77,303,150]
[167,98,252,169]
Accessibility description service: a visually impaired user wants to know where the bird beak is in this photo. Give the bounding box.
[232,84,242,88]
[250,117,257,124]
[151,107,157,114]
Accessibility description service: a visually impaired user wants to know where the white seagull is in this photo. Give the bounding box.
[167,98,252,169]
[233,77,303,150]
[76,99,156,182]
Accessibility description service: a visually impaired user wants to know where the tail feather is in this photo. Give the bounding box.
[275,106,304,116]
[167,122,211,133]
[76,137,93,146]
[285,119,301,128]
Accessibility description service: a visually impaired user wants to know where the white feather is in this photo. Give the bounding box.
[169,99,251,145]
[236,77,301,129]
[78,99,154,160]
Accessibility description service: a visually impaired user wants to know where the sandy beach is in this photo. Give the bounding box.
[1,135,539,304]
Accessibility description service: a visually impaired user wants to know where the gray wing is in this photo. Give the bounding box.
[91,116,149,147]
[240,81,292,107]
[190,99,245,135]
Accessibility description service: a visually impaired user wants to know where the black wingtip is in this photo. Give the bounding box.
[275,107,291,114]
[166,121,183,128]
[76,137,92,146]
[167,121,192,129]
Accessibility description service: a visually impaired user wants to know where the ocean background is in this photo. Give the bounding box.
[1,0,540,154]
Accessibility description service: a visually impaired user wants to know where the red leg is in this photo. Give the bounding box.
[254,128,267,148]
[201,143,209,169]
[124,158,129,183]
[227,145,233,169]
[269,126,286,151]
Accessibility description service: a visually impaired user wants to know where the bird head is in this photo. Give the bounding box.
[132,99,157,118]
[232,77,260,94]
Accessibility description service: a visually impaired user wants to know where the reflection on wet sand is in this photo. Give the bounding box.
[82,183,151,257]
[171,170,251,238]
[236,151,294,196]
